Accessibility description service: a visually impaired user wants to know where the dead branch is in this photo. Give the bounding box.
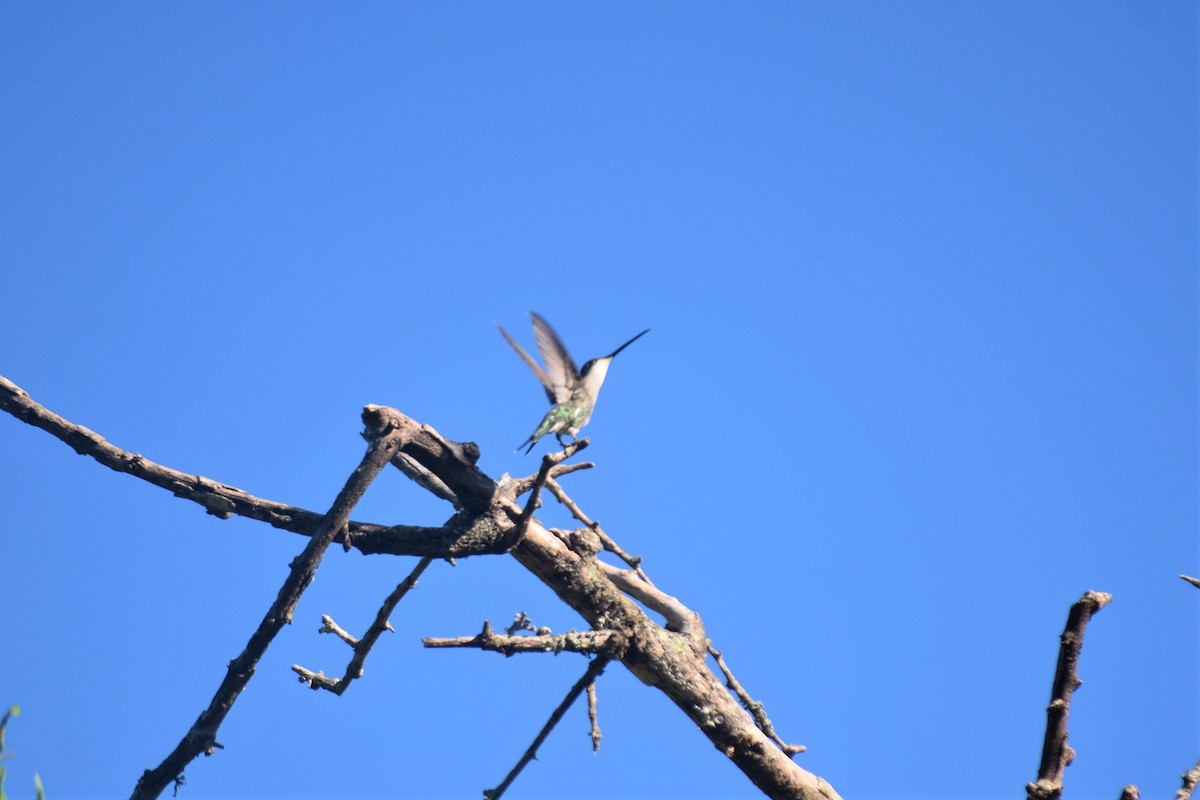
[710,645,805,756]
[1119,786,1139,800]
[391,450,460,509]
[485,657,612,800]
[293,556,435,694]
[505,611,537,635]
[131,412,407,800]
[1177,757,1200,800]
[505,444,585,551]
[0,377,522,560]
[317,614,360,647]
[599,562,704,643]
[544,476,647,576]
[1180,575,1200,590]
[508,461,594,495]
[586,680,601,752]
[1026,590,1112,800]
[423,620,624,657]
[2,377,839,800]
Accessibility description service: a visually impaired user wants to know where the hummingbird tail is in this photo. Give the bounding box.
[517,435,538,454]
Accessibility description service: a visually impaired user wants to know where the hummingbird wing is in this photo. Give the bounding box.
[497,323,558,405]
[530,312,578,404]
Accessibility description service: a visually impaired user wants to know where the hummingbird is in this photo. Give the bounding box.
[497,313,649,454]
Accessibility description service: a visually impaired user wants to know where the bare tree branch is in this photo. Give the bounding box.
[507,461,594,496]
[423,621,624,657]
[485,657,612,800]
[1118,786,1140,800]
[1180,574,1200,590]
[131,411,407,800]
[1026,590,1113,800]
[2,377,843,800]
[505,611,538,635]
[505,443,586,551]
[599,562,704,642]
[710,645,805,756]
[1176,757,1200,800]
[293,556,435,694]
[317,614,360,647]
[544,476,647,577]
[587,679,601,752]
[390,451,461,509]
[0,377,515,560]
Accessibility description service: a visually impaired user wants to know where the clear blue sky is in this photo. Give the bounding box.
[1,4,1195,799]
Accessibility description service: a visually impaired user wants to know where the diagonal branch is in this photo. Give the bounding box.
[293,556,436,694]
[599,562,704,644]
[544,476,647,577]
[131,410,406,799]
[484,657,612,800]
[1177,757,1200,800]
[710,645,805,756]
[1026,590,1112,800]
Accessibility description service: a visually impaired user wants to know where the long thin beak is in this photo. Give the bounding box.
[606,328,650,359]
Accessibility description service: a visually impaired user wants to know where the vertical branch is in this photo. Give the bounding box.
[131,416,406,800]
[586,681,601,752]
[1026,590,1112,800]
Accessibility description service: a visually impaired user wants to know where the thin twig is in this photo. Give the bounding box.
[586,681,601,752]
[293,557,435,694]
[484,658,611,800]
[543,477,649,579]
[317,614,359,647]
[1026,590,1113,800]
[424,621,621,657]
[131,414,406,799]
[1180,574,1200,590]
[504,443,586,550]
[391,451,461,508]
[505,611,537,635]
[709,645,805,756]
[362,425,462,509]
[509,461,594,496]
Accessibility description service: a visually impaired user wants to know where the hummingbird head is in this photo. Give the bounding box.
[578,328,649,400]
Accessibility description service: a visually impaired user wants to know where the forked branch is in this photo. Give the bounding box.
[131,412,407,800]
[484,657,612,800]
[1,376,840,800]
[293,556,436,694]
